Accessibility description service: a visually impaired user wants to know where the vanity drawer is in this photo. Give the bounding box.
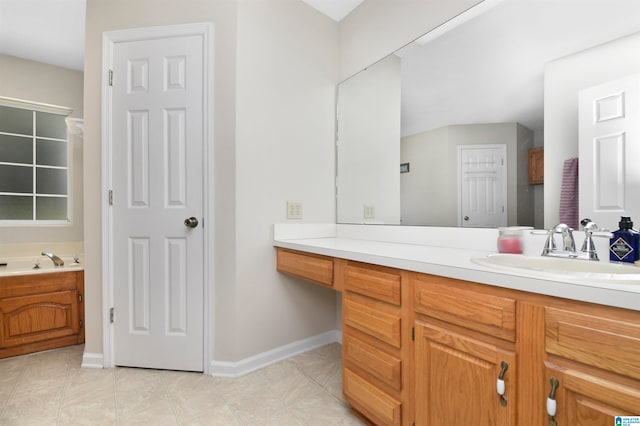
[276,248,333,288]
[344,334,402,391]
[413,274,516,342]
[344,299,401,348]
[344,263,401,306]
[343,368,402,426]
[545,307,640,380]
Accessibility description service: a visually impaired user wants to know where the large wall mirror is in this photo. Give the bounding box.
[336,0,640,229]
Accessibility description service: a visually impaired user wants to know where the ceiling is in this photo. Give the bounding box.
[0,0,86,71]
[0,0,361,72]
[301,0,364,21]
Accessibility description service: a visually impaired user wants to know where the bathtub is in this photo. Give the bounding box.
[0,256,84,277]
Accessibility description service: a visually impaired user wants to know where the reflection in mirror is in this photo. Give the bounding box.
[336,0,640,229]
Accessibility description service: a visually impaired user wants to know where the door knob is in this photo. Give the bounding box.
[464,216,470,221]
[184,217,199,228]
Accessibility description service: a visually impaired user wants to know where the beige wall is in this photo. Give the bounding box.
[234,0,338,360]
[0,54,84,247]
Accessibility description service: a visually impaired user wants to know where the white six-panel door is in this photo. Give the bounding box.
[110,33,205,371]
[579,73,640,227]
[458,145,507,228]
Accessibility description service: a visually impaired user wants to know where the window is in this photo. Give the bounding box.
[0,98,72,223]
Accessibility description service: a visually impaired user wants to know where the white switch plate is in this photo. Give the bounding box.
[287,201,303,220]
[364,204,375,219]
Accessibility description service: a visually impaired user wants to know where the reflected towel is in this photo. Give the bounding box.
[559,158,579,228]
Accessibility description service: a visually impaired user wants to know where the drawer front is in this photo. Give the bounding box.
[344,264,401,306]
[414,275,516,342]
[0,272,77,298]
[344,299,401,348]
[344,335,402,391]
[343,368,402,426]
[545,307,640,380]
[276,249,333,287]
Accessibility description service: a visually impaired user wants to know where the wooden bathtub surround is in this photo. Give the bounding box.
[0,271,85,358]
[276,247,640,426]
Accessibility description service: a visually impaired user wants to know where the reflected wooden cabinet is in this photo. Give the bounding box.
[0,271,85,358]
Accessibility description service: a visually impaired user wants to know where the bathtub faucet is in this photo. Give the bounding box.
[42,252,64,267]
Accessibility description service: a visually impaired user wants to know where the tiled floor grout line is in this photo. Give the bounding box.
[55,349,74,425]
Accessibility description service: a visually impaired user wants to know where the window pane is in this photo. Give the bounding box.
[36,111,67,139]
[0,164,32,193]
[36,139,67,167]
[36,197,67,220]
[36,167,67,195]
[0,195,33,220]
[0,134,32,164]
[0,106,32,135]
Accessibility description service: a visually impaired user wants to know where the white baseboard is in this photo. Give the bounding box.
[211,329,341,378]
[80,330,342,375]
[81,352,105,369]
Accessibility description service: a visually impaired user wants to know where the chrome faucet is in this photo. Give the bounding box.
[42,252,64,267]
[540,219,610,261]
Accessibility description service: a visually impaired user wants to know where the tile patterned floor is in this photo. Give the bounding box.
[0,343,366,425]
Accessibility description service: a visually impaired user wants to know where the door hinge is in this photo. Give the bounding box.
[108,189,113,206]
[78,294,83,303]
[109,307,114,323]
[79,319,84,328]
[108,69,113,86]
[412,326,415,341]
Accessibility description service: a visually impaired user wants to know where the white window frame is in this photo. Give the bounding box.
[0,96,73,226]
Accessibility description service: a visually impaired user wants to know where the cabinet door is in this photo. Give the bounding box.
[415,321,516,426]
[0,290,79,348]
[545,365,640,426]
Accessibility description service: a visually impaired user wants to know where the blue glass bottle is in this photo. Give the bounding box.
[609,216,640,263]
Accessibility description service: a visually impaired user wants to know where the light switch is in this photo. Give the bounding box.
[287,201,303,220]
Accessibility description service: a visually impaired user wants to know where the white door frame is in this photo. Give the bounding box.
[456,144,507,227]
[101,22,214,373]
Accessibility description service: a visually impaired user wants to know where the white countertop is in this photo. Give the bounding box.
[0,257,84,277]
[274,224,640,311]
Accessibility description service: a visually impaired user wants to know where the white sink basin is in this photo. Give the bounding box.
[471,254,640,283]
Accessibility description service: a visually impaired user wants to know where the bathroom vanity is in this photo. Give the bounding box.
[0,270,85,358]
[274,227,640,426]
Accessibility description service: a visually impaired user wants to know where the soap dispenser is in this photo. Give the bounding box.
[609,216,640,263]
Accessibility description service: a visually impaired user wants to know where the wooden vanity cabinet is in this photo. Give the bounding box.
[0,271,85,358]
[542,303,640,425]
[341,261,413,426]
[413,274,517,425]
[274,248,640,426]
